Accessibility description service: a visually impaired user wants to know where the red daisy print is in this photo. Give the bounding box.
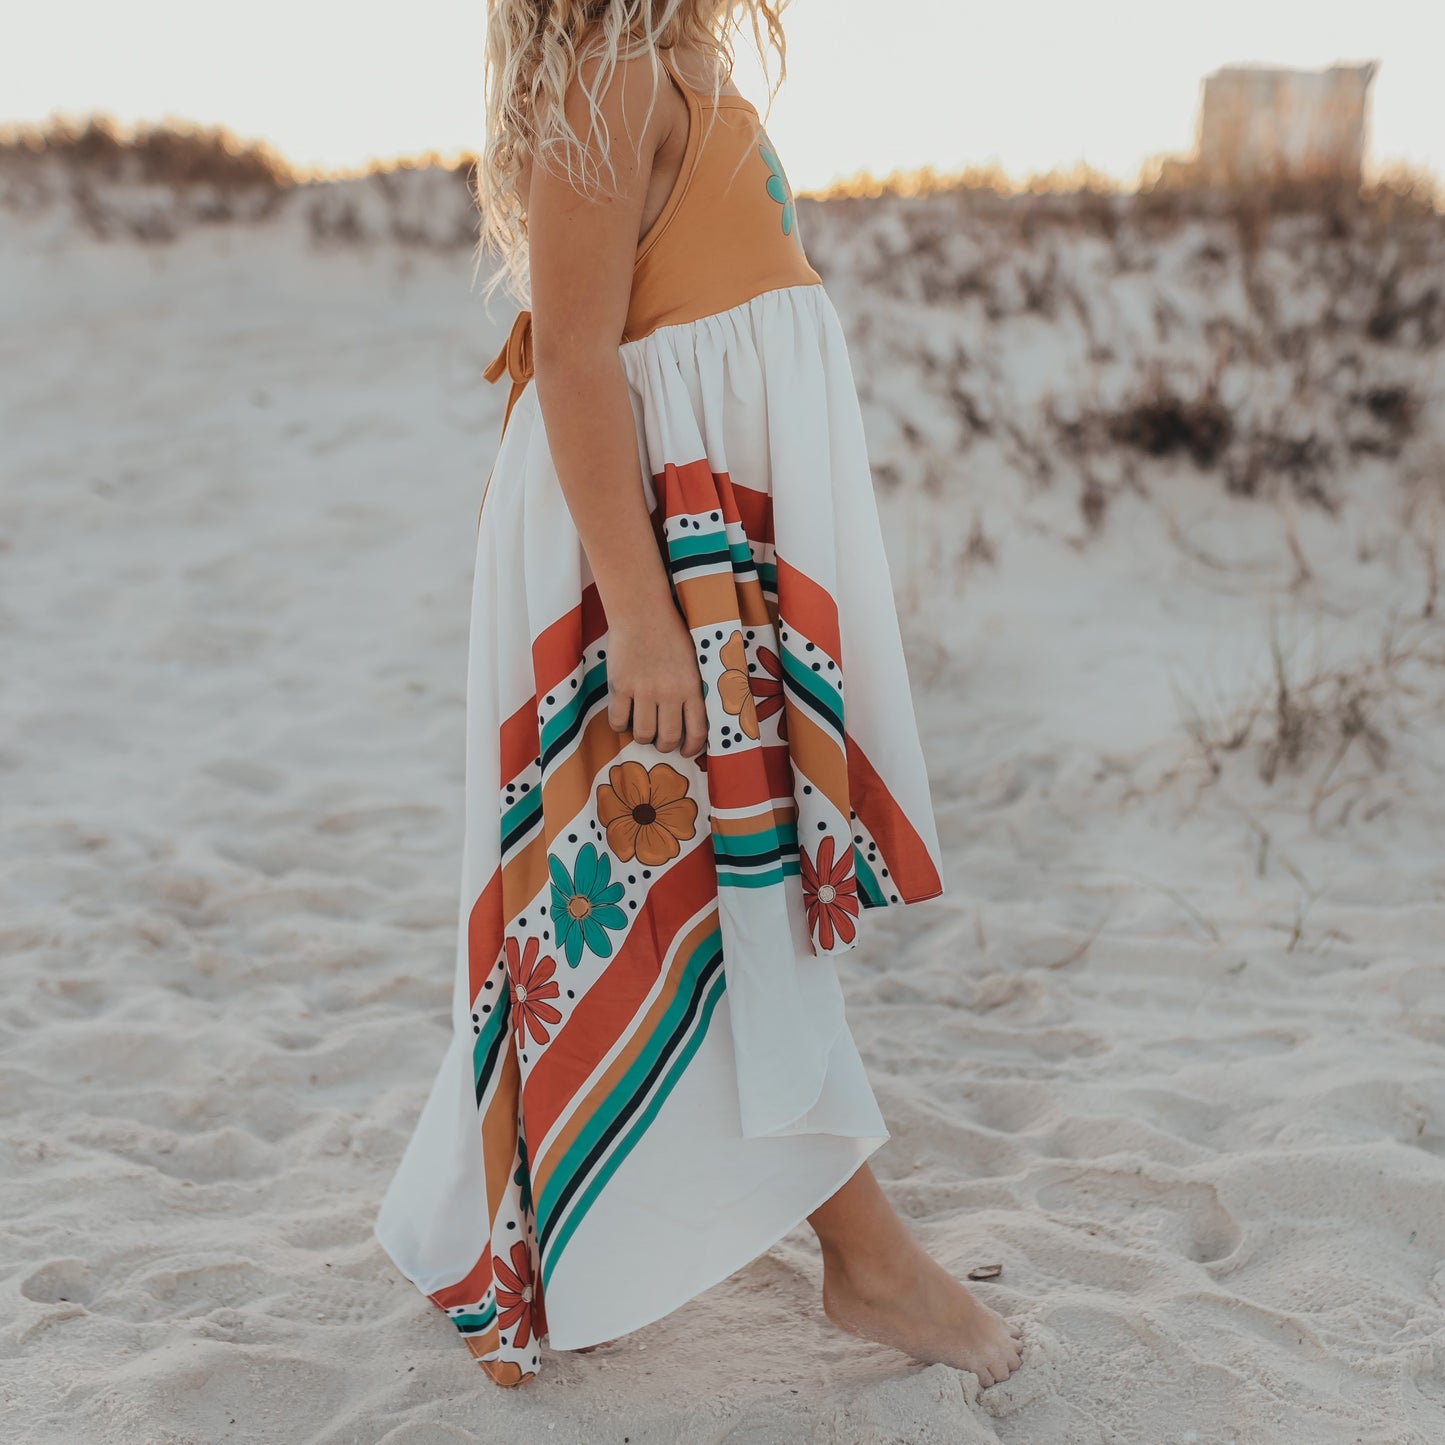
[800,835,860,950]
[504,935,563,1049]
[494,1238,545,1350]
[753,645,787,736]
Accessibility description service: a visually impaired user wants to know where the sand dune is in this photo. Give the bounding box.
[3,178,1445,1443]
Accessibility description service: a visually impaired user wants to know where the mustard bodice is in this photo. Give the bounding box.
[485,52,819,428]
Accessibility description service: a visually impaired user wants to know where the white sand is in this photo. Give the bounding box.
[3,176,1445,1444]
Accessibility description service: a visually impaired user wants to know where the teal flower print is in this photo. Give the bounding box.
[759,134,796,237]
[548,842,627,967]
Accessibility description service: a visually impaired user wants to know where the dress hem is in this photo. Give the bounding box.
[372,1129,890,1362]
[541,1128,889,1353]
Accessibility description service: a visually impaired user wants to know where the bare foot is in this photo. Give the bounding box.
[820,1242,1024,1387]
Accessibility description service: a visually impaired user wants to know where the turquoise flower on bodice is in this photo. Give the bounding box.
[759,133,797,238]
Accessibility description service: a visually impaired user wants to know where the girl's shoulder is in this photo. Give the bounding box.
[518,46,685,211]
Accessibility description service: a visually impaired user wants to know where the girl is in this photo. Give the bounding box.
[375,0,1024,1391]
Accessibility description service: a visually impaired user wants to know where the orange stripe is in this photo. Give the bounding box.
[538,709,629,842]
[659,458,724,517]
[654,463,775,546]
[846,731,944,900]
[528,903,719,1193]
[704,739,794,808]
[467,870,504,1003]
[481,1049,522,1217]
[673,573,773,630]
[531,584,608,707]
[717,472,773,543]
[430,1242,495,1310]
[785,704,850,819]
[520,839,718,1144]
[775,555,842,660]
[709,800,795,835]
[500,696,540,787]
[499,831,549,929]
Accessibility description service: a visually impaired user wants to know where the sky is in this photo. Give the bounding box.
[3,0,1441,191]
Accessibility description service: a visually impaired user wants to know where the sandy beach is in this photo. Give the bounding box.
[3,166,1445,1443]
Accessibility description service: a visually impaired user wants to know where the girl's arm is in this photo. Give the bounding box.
[527,56,707,761]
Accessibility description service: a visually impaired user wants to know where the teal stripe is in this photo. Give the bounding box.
[667,530,763,577]
[501,786,540,846]
[727,539,757,571]
[667,530,728,562]
[543,966,726,1286]
[472,979,510,1092]
[717,858,800,888]
[781,648,845,732]
[449,1303,497,1333]
[757,561,777,591]
[710,820,798,860]
[539,660,608,759]
[852,847,888,908]
[535,927,720,1238]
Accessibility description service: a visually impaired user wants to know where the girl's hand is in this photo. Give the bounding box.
[605,603,708,759]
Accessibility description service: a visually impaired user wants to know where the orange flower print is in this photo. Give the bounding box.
[800,835,860,950]
[504,935,563,1048]
[494,1239,545,1351]
[717,630,760,740]
[596,760,699,867]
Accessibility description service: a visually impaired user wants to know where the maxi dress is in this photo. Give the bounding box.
[374,55,945,1387]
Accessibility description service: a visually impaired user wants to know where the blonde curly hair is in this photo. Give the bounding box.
[477,0,791,302]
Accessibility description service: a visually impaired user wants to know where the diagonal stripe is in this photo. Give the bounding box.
[467,869,504,1005]
[701,738,795,807]
[851,845,888,908]
[711,800,796,832]
[539,660,609,770]
[782,709,850,820]
[430,1243,496,1312]
[775,555,842,660]
[500,786,541,857]
[535,923,720,1243]
[845,730,945,902]
[520,840,719,1148]
[710,817,798,862]
[473,979,511,1101]
[666,530,732,566]
[531,583,608,705]
[451,1303,498,1334]
[780,646,845,735]
[540,947,726,1283]
[528,901,717,1195]
[717,860,799,888]
[500,697,541,789]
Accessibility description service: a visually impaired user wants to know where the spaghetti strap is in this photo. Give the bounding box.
[656,50,753,112]
[655,48,692,103]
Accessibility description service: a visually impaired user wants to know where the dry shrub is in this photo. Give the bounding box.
[1177,615,1443,828]
[1104,380,1234,469]
[811,160,1018,202]
[0,114,294,193]
[1226,434,1336,511]
[1366,269,1444,349]
[812,155,1440,252]
[1357,385,1418,434]
[1139,157,1442,234]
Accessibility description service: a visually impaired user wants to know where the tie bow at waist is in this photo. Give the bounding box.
[483,310,534,433]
